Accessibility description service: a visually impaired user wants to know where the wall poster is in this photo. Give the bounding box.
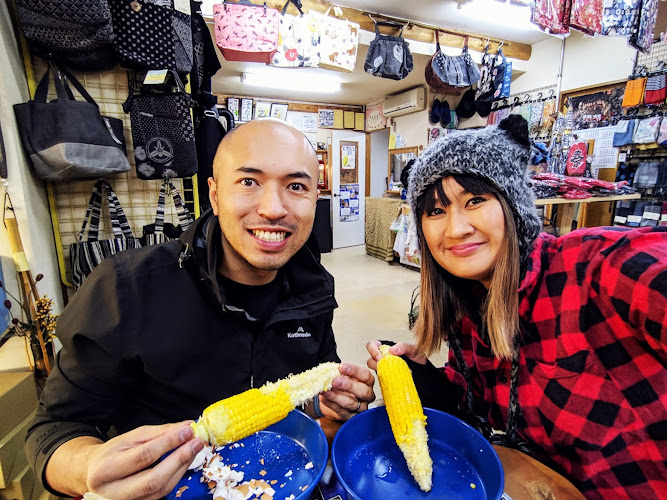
[566,85,625,129]
[339,141,358,184]
[339,183,359,222]
[318,109,334,128]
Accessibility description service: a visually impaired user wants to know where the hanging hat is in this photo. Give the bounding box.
[429,98,443,124]
[440,100,451,127]
[408,114,541,268]
[456,87,476,119]
[475,97,492,117]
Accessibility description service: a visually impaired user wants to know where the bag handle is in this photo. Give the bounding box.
[77,179,134,242]
[102,180,134,239]
[34,61,74,104]
[56,61,102,109]
[281,0,303,16]
[153,180,194,235]
[77,179,105,242]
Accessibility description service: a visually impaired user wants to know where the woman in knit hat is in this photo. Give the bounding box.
[367,115,667,498]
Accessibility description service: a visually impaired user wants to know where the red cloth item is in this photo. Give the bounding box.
[438,227,667,498]
[566,142,588,176]
[560,187,592,199]
[570,0,603,35]
[532,0,572,34]
[643,73,667,105]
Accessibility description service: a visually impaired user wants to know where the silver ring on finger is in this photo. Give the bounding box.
[353,399,362,412]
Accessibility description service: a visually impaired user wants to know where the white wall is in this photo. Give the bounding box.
[511,37,563,94]
[0,2,63,315]
[512,33,635,95]
[561,32,635,91]
[392,108,431,152]
[369,129,389,196]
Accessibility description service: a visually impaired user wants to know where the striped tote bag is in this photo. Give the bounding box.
[141,179,193,246]
[70,179,141,289]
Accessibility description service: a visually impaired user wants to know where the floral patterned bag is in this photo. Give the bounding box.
[213,0,279,63]
[271,0,321,67]
[314,6,359,72]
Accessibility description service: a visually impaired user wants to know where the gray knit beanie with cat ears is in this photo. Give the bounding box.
[408,114,542,267]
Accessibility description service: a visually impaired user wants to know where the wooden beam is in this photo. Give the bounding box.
[215,93,363,113]
[265,0,532,61]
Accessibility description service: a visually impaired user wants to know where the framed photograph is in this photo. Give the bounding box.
[318,109,334,128]
[254,101,271,119]
[240,98,253,122]
[227,97,240,122]
[270,103,289,121]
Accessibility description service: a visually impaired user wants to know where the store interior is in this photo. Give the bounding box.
[1,0,667,497]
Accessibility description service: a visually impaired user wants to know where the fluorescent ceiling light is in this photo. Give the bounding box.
[241,71,342,93]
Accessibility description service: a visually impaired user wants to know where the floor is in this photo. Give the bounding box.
[321,245,448,403]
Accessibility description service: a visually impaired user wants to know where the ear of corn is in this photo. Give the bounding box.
[377,345,432,492]
[191,362,340,445]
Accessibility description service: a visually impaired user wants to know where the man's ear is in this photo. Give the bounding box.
[208,177,218,215]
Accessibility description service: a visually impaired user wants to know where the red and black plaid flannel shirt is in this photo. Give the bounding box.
[441,226,667,499]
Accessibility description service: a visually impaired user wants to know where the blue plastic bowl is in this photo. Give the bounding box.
[166,410,328,499]
[332,407,504,500]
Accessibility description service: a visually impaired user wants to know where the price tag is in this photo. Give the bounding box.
[143,69,168,85]
[174,0,191,15]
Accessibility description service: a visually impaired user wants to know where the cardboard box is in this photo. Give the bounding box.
[0,463,35,500]
[0,373,37,439]
[0,411,36,488]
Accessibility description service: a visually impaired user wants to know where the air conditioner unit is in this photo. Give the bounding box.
[383,87,426,117]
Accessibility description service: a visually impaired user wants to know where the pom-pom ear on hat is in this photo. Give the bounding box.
[498,113,530,147]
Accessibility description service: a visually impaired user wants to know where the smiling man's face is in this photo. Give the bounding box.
[208,119,320,285]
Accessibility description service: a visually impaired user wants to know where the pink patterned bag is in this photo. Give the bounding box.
[213,1,279,63]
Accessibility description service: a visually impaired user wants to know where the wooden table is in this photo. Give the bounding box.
[319,417,584,500]
[535,194,640,236]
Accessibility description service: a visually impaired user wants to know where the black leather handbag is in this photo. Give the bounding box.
[364,20,413,80]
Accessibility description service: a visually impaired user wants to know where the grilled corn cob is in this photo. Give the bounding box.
[191,362,340,445]
[377,345,432,492]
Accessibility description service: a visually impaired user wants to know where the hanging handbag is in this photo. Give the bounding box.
[15,0,116,71]
[70,179,142,290]
[364,20,413,81]
[109,0,192,72]
[13,61,130,182]
[569,0,603,36]
[141,179,194,245]
[601,0,641,36]
[425,32,479,91]
[314,6,359,72]
[213,0,280,64]
[475,46,494,101]
[491,48,510,99]
[271,0,321,68]
[123,71,197,180]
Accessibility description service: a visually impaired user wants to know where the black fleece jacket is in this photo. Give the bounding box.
[25,210,339,493]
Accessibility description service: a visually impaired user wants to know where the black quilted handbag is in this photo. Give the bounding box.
[108,0,192,72]
[123,71,197,180]
[15,0,116,70]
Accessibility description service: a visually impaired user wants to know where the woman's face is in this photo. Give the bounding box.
[421,177,506,287]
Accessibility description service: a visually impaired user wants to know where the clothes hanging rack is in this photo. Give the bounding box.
[358,8,507,47]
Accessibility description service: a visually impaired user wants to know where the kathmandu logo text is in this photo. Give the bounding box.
[287,327,311,339]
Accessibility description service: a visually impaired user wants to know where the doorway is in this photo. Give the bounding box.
[330,130,366,249]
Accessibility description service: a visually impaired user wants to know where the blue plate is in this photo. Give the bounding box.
[332,407,504,500]
[166,410,327,499]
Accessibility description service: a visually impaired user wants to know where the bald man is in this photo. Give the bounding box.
[26,119,376,499]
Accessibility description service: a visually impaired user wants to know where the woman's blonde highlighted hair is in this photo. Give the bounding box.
[413,175,520,360]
